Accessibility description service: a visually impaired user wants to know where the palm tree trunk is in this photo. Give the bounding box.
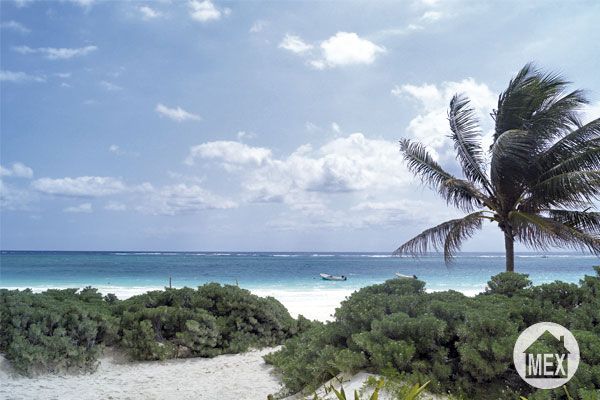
[504,231,515,272]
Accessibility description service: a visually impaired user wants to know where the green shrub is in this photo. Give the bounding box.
[0,288,118,375]
[485,272,532,296]
[267,269,600,399]
[1,283,300,374]
[117,284,297,360]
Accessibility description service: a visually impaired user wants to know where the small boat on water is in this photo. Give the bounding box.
[395,273,418,279]
[320,273,347,281]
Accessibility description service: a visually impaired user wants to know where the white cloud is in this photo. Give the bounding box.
[279,32,384,69]
[249,20,266,33]
[236,131,256,140]
[279,34,313,54]
[189,133,411,205]
[0,70,45,83]
[100,80,122,91]
[55,72,71,78]
[64,203,92,213]
[13,45,98,60]
[188,0,226,22]
[109,144,123,155]
[155,103,201,122]
[331,122,341,134]
[108,144,139,157]
[420,10,442,21]
[139,5,162,19]
[32,176,127,197]
[0,180,36,211]
[392,78,496,158]
[1,20,30,34]
[186,141,272,166]
[137,183,237,215]
[0,162,34,178]
[313,32,385,69]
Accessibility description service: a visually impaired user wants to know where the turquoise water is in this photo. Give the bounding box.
[1,251,598,296]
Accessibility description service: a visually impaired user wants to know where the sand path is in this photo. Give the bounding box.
[0,348,282,400]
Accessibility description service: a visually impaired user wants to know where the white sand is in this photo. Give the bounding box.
[0,348,283,400]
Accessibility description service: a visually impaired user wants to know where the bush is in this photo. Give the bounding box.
[266,269,600,399]
[0,287,118,375]
[117,284,298,360]
[0,283,300,374]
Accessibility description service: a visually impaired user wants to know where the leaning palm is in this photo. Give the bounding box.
[394,63,600,272]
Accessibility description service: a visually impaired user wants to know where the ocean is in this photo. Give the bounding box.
[1,251,598,320]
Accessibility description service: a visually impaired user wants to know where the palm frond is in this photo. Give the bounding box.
[399,138,454,187]
[492,63,583,148]
[527,170,600,208]
[511,211,600,254]
[490,129,535,207]
[547,209,600,235]
[539,118,600,169]
[539,144,600,180]
[399,138,486,211]
[528,89,588,148]
[448,94,492,192]
[393,212,485,263]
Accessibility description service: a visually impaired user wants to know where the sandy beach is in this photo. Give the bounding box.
[0,348,283,400]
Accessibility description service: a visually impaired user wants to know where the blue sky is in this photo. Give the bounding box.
[1,0,599,251]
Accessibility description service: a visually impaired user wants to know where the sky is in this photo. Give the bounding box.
[1,0,599,251]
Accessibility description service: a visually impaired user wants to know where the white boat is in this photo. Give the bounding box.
[395,273,418,279]
[320,273,347,281]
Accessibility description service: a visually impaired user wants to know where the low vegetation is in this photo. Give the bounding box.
[265,268,600,399]
[0,283,301,375]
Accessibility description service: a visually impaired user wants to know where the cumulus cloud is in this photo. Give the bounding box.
[279,32,385,69]
[186,141,272,166]
[1,20,30,34]
[155,103,201,122]
[392,78,497,159]
[313,32,385,69]
[0,162,34,178]
[32,176,127,197]
[27,173,235,216]
[13,45,98,60]
[64,203,92,213]
[139,5,162,19]
[188,0,229,22]
[0,180,36,211]
[137,183,237,215]
[0,70,45,83]
[279,34,313,54]
[188,133,411,204]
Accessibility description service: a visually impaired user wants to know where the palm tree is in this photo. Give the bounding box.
[394,63,600,272]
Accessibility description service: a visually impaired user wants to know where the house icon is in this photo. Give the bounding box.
[524,330,569,378]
